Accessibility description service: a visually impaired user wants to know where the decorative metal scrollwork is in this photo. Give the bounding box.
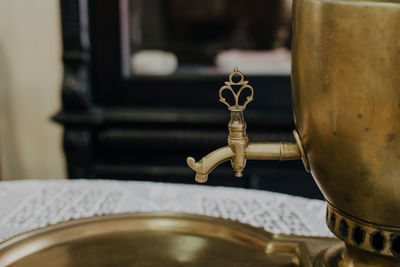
[219,67,254,111]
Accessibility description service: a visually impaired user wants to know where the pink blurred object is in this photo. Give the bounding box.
[216,48,291,75]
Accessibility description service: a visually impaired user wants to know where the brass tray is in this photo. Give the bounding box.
[0,213,339,267]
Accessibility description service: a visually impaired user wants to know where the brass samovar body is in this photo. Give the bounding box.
[292,0,400,265]
[293,0,400,228]
[188,0,400,265]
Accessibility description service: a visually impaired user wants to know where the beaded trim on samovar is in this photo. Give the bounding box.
[327,203,400,257]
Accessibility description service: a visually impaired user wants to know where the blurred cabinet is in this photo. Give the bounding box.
[53,0,322,199]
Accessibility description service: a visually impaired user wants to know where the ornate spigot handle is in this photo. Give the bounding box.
[219,67,254,112]
[218,67,254,178]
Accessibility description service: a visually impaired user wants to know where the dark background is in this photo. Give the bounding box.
[53,0,323,199]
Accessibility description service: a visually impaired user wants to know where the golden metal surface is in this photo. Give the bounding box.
[293,0,400,263]
[187,0,400,265]
[314,243,400,267]
[0,212,338,267]
[187,68,308,183]
[292,0,400,228]
[292,0,400,262]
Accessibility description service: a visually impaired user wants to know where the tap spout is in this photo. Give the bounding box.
[187,141,304,183]
[187,146,234,183]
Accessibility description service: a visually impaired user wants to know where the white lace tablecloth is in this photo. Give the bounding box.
[0,180,332,242]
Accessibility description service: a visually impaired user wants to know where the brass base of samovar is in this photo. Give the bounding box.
[312,204,400,266]
[315,243,400,267]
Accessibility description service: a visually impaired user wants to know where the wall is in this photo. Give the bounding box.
[0,0,66,179]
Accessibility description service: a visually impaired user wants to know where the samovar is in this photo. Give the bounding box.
[187,0,400,265]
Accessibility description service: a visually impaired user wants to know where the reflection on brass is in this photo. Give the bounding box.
[187,0,400,265]
[187,67,309,183]
[0,212,338,267]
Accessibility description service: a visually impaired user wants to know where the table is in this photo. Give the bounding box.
[0,180,332,243]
